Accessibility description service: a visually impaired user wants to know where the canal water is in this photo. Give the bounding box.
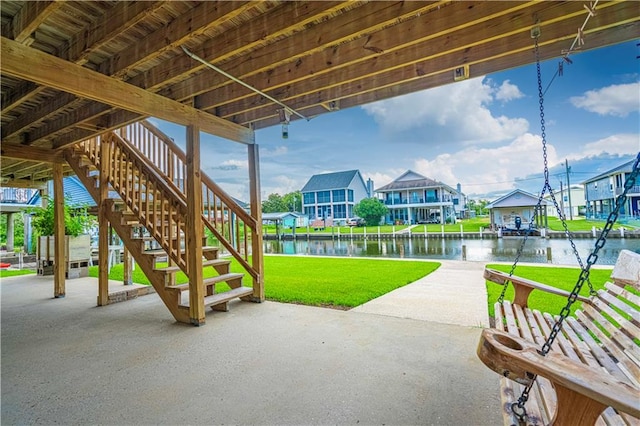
[264,237,640,266]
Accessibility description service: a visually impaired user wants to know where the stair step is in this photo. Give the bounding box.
[178,286,253,309]
[154,258,230,274]
[142,246,219,257]
[167,273,244,293]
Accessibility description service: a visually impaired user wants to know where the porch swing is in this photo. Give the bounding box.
[476,24,640,426]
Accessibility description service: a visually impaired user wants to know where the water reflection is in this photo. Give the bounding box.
[264,237,640,266]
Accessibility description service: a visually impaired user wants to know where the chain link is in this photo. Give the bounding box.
[507,37,640,424]
[497,37,593,304]
[512,152,639,422]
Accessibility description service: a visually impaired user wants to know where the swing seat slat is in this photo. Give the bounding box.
[479,249,640,425]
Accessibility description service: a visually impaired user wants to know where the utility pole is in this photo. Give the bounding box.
[565,159,573,220]
[559,180,565,219]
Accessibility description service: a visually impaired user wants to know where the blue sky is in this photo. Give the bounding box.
[151,40,639,202]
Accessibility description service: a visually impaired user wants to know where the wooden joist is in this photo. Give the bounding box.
[0,37,254,145]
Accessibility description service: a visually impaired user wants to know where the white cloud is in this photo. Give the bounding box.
[268,174,301,196]
[362,76,528,144]
[567,134,640,160]
[220,159,247,169]
[570,82,640,117]
[495,80,524,102]
[362,171,397,191]
[413,133,558,195]
[261,145,288,157]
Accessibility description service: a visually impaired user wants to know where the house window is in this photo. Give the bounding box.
[304,206,316,218]
[453,198,459,205]
[348,205,353,218]
[332,189,346,202]
[334,204,346,218]
[317,191,331,203]
[318,205,331,218]
[303,192,315,204]
[348,189,354,202]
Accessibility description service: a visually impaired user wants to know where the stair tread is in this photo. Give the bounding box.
[142,246,219,256]
[178,286,253,309]
[155,258,230,273]
[166,273,244,292]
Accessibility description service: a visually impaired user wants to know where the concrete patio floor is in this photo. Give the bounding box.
[1,274,501,425]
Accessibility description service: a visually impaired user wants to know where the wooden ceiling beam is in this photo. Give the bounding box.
[11,101,111,146]
[1,81,38,114]
[0,37,254,144]
[1,2,163,120]
[4,161,51,179]
[2,93,76,139]
[250,21,640,130]
[219,1,634,122]
[101,1,259,79]
[63,1,165,67]
[0,143,65,163]
[0,2,64,114]
[6,1,63,44]
[52,110,146,150]
[168,1,444,102]
[193,1,541,112]
[1,179,47,190]
[123,1,353,93]
[12,1,351,145]
[3,1,260,144]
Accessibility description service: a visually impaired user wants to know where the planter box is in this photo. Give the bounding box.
[37,235,90,279]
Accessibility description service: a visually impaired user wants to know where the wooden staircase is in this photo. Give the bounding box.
[64,122,262,324]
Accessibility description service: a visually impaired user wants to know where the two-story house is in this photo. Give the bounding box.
[301,170,370,224]
[583,159,640,218]
[375,170,458,225]
[544,184,586,219]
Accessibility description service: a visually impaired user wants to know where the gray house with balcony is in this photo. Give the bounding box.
[583,159,640,218]
[301,170,370,224]
[375,170,458,225]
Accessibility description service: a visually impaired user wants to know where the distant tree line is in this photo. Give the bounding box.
[262,191,302,213]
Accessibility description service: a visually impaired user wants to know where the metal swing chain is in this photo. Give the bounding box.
[497,36,594,305]
[511,152,640,424]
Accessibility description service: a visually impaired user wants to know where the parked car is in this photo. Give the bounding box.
[346,218,365,227]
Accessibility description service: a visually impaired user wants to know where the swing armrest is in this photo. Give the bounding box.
[478,328,640,421]
[484,268,590,308]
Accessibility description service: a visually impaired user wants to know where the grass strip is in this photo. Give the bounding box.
[485,263,613,318]
[0,269,35,278]
[90,256,440,309]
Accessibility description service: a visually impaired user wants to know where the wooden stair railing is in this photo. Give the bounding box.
[65,132,254,323]
[116,120,260,283]
[81,132,190,272]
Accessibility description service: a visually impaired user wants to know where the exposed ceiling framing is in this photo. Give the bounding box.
[1,1,638,187]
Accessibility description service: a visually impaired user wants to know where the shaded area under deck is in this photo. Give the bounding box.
[1,274,500,425]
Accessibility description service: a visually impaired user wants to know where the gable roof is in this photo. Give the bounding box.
[582,159,636,184]
[262,212,300,221]
[486,189,548,209]
[375,170,451,192]
[301,170,364,192]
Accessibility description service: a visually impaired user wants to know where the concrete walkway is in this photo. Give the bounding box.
[1,273,501,425]
[351,260,491,328]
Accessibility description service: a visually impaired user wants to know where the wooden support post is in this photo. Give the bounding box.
[186,124,205,325]
[97,138,110,305]
[123,246,132,286]
[248,143,265,302]
[52,163,65,298]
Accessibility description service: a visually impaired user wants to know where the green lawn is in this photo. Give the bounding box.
[90,256,440,308]
[0,268,35,278]
[546,216,625,231]
[411,217,491,233]
[485,263,613,318]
